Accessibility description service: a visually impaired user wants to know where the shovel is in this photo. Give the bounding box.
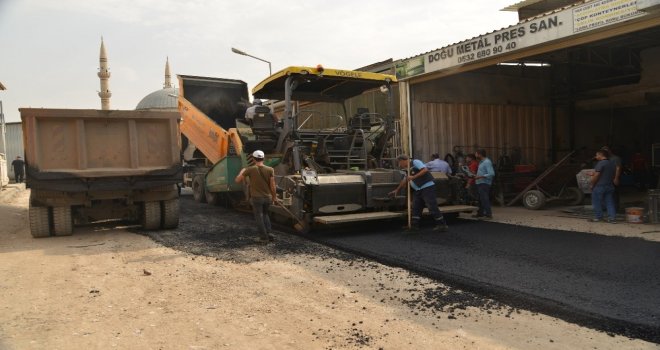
[274,201,309,233]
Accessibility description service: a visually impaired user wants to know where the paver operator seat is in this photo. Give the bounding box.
[241,105,279,154]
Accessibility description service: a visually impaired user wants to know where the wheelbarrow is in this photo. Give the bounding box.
[506,151,585,210]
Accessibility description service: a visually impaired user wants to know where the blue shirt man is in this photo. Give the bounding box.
[475,156,495,185]
[408,159,435,191]
[425,153,452,174]
[589,149,617,223]
[388,154,447,232]
[474,149,495,219]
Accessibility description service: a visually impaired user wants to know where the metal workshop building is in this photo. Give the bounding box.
[395,0,660,172]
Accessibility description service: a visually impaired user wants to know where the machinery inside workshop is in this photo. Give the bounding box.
[407,24,660,218]
[513,27,660,216]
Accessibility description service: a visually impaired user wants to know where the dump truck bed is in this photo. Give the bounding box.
[20,108,181,186]
[20,108,182,237]
[178,75,248,129]
[177,75,249,163]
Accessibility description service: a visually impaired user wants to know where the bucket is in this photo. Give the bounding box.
[625,207,644,224]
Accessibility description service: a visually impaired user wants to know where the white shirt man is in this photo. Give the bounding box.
[425,153,452,174]
[244,99,262,123]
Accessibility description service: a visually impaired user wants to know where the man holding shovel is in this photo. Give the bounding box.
[388,154,449,232]
[235,150,277,243]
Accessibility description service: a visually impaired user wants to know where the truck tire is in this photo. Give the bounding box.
[142,201,162,230]
[192,175,207,203]
[161,198,180,229]
[52,206,73,236]
[523,190,546,210]
[565,187,584,206]
[29,205,51,238]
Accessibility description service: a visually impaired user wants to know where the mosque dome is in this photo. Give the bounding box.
[135,87,178,110]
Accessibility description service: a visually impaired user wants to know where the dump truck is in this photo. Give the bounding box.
[178,66,476,232]
[20,108,181,237]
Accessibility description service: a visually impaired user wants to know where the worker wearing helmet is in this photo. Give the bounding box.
[235,150,277,243]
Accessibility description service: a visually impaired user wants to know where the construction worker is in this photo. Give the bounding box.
[235,150,277,243]
[425,153,452,174]
[463,154,479,204]
[11,156,25,183]
[473,149,495,220]
[601,146,621,211]
[589,149,617,223]
[388,154,448,232]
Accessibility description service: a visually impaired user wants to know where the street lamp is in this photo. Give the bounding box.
[231,47,272,76]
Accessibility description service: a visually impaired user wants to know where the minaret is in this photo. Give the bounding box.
[164,57,172,89]
[98,38,112,110]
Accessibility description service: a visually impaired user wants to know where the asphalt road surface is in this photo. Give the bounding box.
[313,218,660,342]
[161,194,660,343]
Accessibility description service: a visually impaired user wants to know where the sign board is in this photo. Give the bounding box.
[395,0,648,79]
[637,0,660,11]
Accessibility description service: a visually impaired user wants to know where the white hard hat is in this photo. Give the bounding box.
[252,150,265,159]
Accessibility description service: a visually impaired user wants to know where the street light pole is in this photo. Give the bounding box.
[231,47,272,76]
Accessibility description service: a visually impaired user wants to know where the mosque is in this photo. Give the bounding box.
[97,38,178,112]
[135,56,178,111]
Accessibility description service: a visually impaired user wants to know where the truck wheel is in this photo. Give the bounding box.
[565,187,584,206]
[161,199,180,229]
[523,190,546,210]
[192,175,207,203]
[142,201,162,230]
[29,205,51,238]
[52,206,73,236]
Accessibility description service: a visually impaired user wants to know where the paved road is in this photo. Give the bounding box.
[314,219,660,342]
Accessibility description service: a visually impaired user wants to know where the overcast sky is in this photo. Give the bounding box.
[0,0,517,122]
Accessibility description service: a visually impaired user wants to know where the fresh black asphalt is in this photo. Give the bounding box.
[313,219,660,342]
[158,194,660,342]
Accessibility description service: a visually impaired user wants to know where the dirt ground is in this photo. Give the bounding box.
[0,184,657,350]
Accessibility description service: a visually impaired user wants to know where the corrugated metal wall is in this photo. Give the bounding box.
[3,122,24,179]
[412,102,553,167]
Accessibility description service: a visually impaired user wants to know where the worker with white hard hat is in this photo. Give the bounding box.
[234,150,277,243]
